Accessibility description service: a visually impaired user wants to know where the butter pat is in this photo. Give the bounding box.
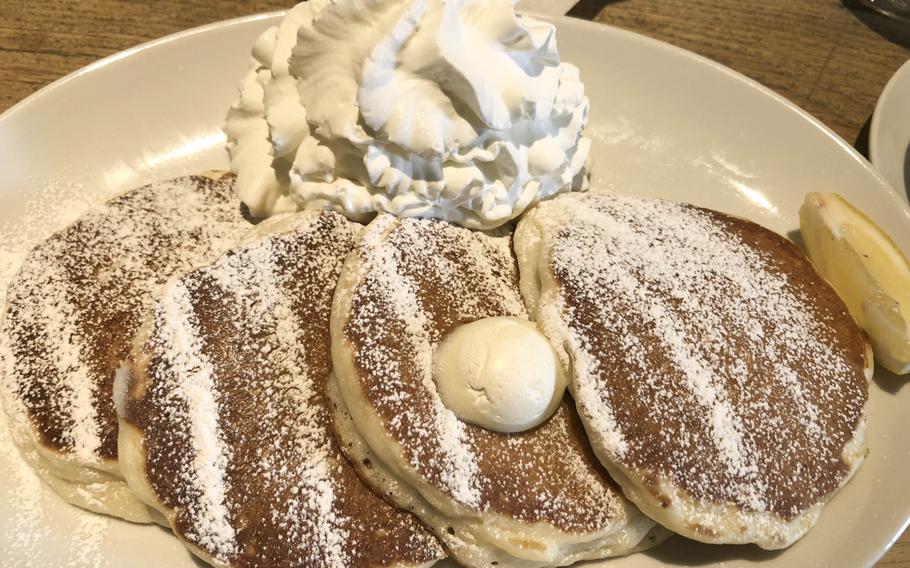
[433,317,567,432]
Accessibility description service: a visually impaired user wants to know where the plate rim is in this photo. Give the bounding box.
[0,11,285,125]
[557,16,906,210]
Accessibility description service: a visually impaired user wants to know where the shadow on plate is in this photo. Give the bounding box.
[567,0,626,20]
[873,365,910,395]
[638,535,784,566]
[904,141,910,202]
[147,523,208,567]
[855,113,872,160]
[240,202,261,225]
[786,228,805,249]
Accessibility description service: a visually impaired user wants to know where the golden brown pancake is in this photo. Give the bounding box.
[515,192,871,549]
[330,214,665,568]
[1,172,251,522]
[117,211,444,568]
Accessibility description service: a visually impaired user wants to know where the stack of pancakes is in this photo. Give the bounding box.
[0,173,870,567]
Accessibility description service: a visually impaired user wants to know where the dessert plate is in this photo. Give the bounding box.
[871,58,910,203]
[1,11,909,568]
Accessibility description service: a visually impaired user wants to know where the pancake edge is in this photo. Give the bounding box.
[327,372,669,568]
[0,171,240,524]
[514,197,873,550]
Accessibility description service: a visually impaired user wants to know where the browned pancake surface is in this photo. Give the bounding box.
[533,193,868,523]
[343,215,630,533]
[3,175,250,465]
[122,212,442,568]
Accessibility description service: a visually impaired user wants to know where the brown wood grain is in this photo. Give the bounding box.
[0,0,908,566]
[0,1,289,112]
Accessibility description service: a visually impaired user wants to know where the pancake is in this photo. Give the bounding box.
[514,192,872,549]
[330,214,665,568]
[116,211,444,568]
[0,172,251,522]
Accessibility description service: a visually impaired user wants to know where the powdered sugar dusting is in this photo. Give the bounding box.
[342,215,644,536]
[0,176,245,564]
[570,346,628,456]
[0,411,47,565]
[526,193,868,521]
[211,233,349,565]
[1,175,250,467]
[356,216,482,507]
[0,178,119,565]
[37,272,102,462]
[66,513,110,568]
[124,212,442,567]
[155,280,238,559]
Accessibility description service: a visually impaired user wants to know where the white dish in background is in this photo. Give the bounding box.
[871,58,910,203]
[1,12,909,568]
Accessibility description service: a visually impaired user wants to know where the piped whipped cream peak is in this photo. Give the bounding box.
[225,0,591,229]
[433,316,567,432]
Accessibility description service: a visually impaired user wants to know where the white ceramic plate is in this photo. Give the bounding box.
[871,58,910,203]
[1,12,909,568]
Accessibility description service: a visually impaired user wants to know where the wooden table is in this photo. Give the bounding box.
[1,1,908,566]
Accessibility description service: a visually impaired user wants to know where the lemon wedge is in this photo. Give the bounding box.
[799,192,910,375]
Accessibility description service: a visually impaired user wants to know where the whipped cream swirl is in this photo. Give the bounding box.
[225,0,591,229]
